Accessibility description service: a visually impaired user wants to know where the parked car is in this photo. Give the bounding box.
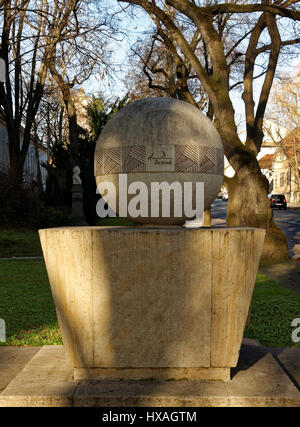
[270,194,287,210]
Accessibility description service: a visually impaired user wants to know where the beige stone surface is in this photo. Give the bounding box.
[74,379,230,407]
[96,172,223,225]
[95,98,222,151]
[73,367,230,381]
[0,346,75,407]
[92,227,213,368]
[226,353,300,407]
[74,357,300,406]
[0,347,40,392]
[211,229,265,367]
[1,345,300,407]
[39,227,265,379]
[276,348,300,388]
[39,229,94,368]
[94,98,224,224]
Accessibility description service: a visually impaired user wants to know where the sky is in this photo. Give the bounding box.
[82,2,300,135]
[82,3,154,100]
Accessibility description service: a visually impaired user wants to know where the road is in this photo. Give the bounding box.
[211,199,300,259]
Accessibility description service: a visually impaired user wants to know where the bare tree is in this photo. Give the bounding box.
[0,0,47,184]
[126,29,209,110]
[265,68,300,189]
[44,0,112,167]
[266,66,300,132]
[0,0,111,184]
[119,0,300,259]
[0,0,82,184]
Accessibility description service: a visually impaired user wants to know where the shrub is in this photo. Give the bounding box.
[0,172,70,229]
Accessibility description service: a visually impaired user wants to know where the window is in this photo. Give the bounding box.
[280,173,284,187]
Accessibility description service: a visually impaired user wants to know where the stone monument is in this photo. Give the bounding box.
[69,166,87,226]
[94,97,224,225]
[39,98,265,382]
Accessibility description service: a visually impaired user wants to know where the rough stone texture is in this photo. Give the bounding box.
[74,379,230,407]
[210,229,262,367]
[73,367,230,382]
[1,343,300,407]
[0,347,40,392]
[226,353,300,407]
[39,227,265,379]
[0,346,75,407]
[96,172,223,225]
[275,348,300,389]
[94,98,224,225]
[74,353,300,407]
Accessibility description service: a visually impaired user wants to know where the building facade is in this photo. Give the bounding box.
[0,119,48,188]
[272,128,300,203]
[258,153,274,193]
[224,120,288,180]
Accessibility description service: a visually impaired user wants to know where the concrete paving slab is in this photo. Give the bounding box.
[0,347,40,392]
[226,353,300,406]
[275,348,300,390]
[0,346,76,407]
[0,344,300,407]
[21,345,68,370]
[239,344,300,391]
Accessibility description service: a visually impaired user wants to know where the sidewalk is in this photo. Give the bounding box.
[288,203,300,210]
[0,339,299,407]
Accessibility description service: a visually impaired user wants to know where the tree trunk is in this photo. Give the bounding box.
[65,96,79,167]
[7,133,24,187]
[49,65,79,167]
[225,153,288,261]
[34,143,43,195]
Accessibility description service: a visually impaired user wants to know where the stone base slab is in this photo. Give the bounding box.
[1,344,300,407]
[73,367,230,382]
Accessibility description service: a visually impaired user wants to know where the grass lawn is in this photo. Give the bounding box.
[0,259,61,345]
[0,229,42,258]
[0,221,134,258]
[0,259,299,347]
[245,272,300,347]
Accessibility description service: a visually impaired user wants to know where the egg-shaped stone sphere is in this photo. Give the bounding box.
[94,97,224,225]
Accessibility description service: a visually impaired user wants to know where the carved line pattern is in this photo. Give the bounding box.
[123,145,146,173]
[95,145,223,175]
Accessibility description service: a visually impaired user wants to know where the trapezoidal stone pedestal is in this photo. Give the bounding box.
[39,227,265,382]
